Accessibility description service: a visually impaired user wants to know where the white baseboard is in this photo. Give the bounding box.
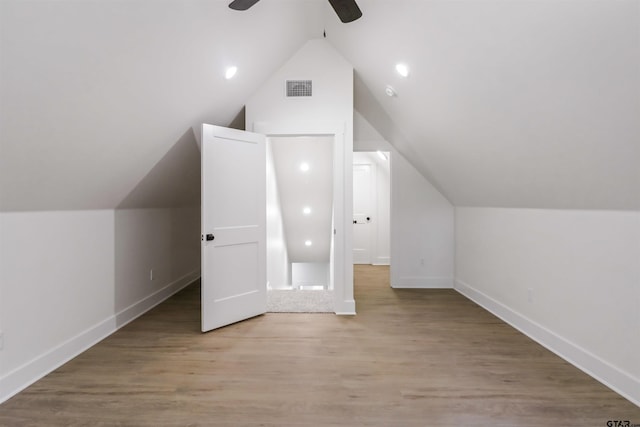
[0,311,117,405]
[0,270,200,404]
[392,276,453,288]
[114,270,200,328]
[335,298,356,315]
[454,278,640,408]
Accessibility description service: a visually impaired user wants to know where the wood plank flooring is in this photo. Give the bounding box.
[1,265,639,426]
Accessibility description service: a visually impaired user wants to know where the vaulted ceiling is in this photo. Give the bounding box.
[1,0,638,212]
[334,0,640,210]
[0,0,326,211]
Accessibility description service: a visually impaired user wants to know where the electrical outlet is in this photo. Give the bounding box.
[150,269,154,281]
[527,288,533,303]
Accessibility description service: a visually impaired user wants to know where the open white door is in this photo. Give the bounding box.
[201,124,266,332]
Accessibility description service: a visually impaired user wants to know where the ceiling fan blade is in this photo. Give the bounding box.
[327,0,362,23]
[229,0,261,11]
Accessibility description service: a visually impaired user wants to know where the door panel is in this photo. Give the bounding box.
[211,242,259,300]
[201,124,266,332]
[210,138,262,227]
[353,163,372,264]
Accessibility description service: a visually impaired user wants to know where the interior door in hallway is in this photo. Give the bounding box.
[201,124,267,332]
[353,163,373,264]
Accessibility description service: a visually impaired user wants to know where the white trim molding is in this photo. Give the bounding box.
[454,278,640,408]
[334,299,356,316]
[253,121,355,316]
[0,270,200,404]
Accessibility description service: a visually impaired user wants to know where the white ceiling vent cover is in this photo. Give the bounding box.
[286,80,312,97]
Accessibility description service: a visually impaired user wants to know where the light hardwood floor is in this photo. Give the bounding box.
[1,265,639,426]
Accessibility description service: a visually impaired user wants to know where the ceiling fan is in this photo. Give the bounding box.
[229,0,362,23]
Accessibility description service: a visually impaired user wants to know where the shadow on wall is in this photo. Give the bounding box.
[227,106,246,131]
[191,106,246,151]
[117,129,201,209]
[113,128,201,327]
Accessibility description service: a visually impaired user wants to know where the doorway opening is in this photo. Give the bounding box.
[254,121,352,315]
[352,151,391,269]
[265,135,335,313]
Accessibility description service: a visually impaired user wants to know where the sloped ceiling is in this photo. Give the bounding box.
[0,0,325,211]
[2,0,639,212]
[327,0,640,210]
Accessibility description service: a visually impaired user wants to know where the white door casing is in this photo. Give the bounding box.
[253,121,355,315]
[201,124,267,332]
[353,163,373,264]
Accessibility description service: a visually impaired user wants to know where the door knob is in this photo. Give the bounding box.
[353,220,357,224]
[366,217,371,221]
[206,234,215,241]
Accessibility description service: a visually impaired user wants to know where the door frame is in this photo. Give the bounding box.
[253,121,355,315]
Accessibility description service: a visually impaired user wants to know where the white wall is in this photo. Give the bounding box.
[266,141,291,289]
[246,39,355,313]
[455,207,640,406]
[392,154,454,288]
[0,211,115,401]
[114,208,200,319]
[0,208,200,403]
[292,263,330,289]
[355,112,455,288]
[352,152,390,265]
[246,39,354,137]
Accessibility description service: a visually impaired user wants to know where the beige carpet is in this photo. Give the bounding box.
[267,289,334,313]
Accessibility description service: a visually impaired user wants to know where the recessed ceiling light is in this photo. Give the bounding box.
[385,85,397,97]
[300,162,310,172]
[396,63,409,77]
[225,66,237,79]
[304,240,313,247]
[303,206,311,215]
